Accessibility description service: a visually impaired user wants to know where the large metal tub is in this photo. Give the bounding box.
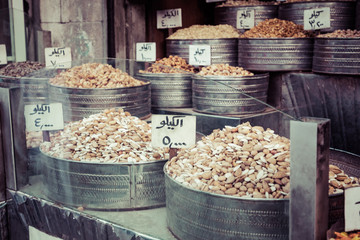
[313,38,360,75]
[166,39,238,66]
[165,149,360,240]
[192,73,269,115]
[136,73,193,108]
[238,38,314,71]
[49,83,151,122]
[278,1,356,33]
[214,5,278,30]
[40,150,167,210]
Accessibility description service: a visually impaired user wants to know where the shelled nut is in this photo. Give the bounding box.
[0,61,45,77]
[139,55,196,73]
[167,24,240,39]
[197,64,254,76]
[317,29,360,38]
[217,0,278,7]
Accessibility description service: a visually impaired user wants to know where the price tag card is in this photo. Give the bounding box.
[0,44,7,65]
[237,9,255,29]
[151,115,196,148]
[157,8,182,29]
[304,7,330,30]
[24,103,64,131]
[45,47,72,68]
[136,42,156,62]
[189,45,211,66]
[345,187,360,232]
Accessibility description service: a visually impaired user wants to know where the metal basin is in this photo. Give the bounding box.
[278,1,356,33]
[313,38,360,75]
[192,73,269,115]
[165,149,360,240]
[136,72,193,108]
[238,38,314,71]
[40,150,167,210]
[166,39,238,66]
[49,83,151,121]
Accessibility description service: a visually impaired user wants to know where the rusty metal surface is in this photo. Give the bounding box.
[280,72,360,155]
[6,190,156,240]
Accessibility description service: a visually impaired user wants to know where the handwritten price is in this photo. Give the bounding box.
[162,136,186,148]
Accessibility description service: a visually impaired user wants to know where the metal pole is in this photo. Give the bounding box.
[8,0,27,62]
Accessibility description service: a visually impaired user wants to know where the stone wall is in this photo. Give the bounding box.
[38,0,107,61]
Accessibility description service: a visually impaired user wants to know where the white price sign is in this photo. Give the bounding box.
[151,115,196,148]
[0,44,7,65]
[189,45,211,66]
[136,42,156,62]
[236,9,255,29]
[345,187,360,232]
[157,8,182,29]
[45,47,72,68]
[24,103,64,131]
[304,8,330,30]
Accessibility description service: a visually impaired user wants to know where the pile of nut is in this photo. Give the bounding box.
[217,0,277,7]
[26,131,44,148]
[166,122,359,199]
[197,64,254,76]
[317,29,360,38]
[240,18,313,38]
[328,164,359,195]
[49,63,146,88]
[139,56,196,74]
[0,61,45,77]
[167,24,240,39]
[40,108,168,163]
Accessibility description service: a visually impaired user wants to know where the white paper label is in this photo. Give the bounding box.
[151,115,196,148]
[24,103,64,131]
[136,42,156,62]
[45,47,72,68]
[29,226,61,240]
[189,45,211,66]
[0,44,7,65]
[304,8,331,30]
[345,187,360,232]
[236,9,255,29]
[157,8,182,29]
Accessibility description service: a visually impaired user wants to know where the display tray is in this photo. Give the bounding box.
[48,83,151,121]
[136,72,193,108]
[166,38,238,66]
[278,1,356,33]
[312,37,360,75]
[165,150,360,240]
[192,73,269,115]
[238,38,314,71]
[40,149,167,210]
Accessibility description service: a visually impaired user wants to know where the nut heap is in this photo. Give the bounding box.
[27,131,44,148]
[139,55,196,74]
[328,164,359,195]
[197,64,254,76]
[240,18,313,38]
[0,61,45,77]
[167,24,240,39]
[40,108,168,163]
[167,122,291,199]
[317,29,360,38]
[49,63,146,88]
[166,122,359,199]
[217,0,278,7]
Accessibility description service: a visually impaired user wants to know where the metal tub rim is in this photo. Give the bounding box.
[48,81,150,92]
[136,72,194,77]
[192,72,269,81]
[166,38,239,42]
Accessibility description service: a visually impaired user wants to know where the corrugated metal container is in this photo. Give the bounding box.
[278,1,356,33]
[165,150,360,240]
[166,39,238,66]
[313,37,360,75]
[238,38,314,71]
[214,5,278,30]
[136,73,193,108]
[192,73,269,115]
[41,150,167,210]
[49,83,151,122]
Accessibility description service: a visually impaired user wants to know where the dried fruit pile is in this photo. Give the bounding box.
[139,56,196,73]
[197,64,254,76]
[40,108,167,163]
[167,24,240,39]
[166,122,359,199]
[0,61,45,77]
[240,18,313,38]
[49,63,146,88]
[217,0,277,7]
[331,231,360,240]
[318,29,360,38]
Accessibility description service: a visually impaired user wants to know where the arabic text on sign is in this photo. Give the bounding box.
[140,43,152,51]
[162,9,180,19]
[30,104,51,115]
[49,47,66,57]
[156,116,185,130]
